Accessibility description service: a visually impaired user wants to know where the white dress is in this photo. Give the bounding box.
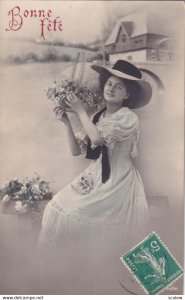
[38,107,149,253]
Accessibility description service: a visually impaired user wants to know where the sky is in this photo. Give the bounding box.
[0,1,184,44]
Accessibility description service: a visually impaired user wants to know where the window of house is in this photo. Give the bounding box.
[134,39,143,45]
[121,34,126,43]
[111,44,116,51]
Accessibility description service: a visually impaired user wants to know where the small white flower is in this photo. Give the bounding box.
[21,186,27,193]
[33,194,40,201]
[31,183,40,194]
[56,87,65,93]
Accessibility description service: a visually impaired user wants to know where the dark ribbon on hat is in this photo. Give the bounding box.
[85,108,110,183]
[112,60,142,79]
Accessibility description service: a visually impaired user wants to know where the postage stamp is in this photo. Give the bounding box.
[120,232,183,295]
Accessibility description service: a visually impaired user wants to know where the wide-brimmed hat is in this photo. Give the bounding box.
[91,60,152,108]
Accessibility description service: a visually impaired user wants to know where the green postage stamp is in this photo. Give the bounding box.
[120,232,183,294]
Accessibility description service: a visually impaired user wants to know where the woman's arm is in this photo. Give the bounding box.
[65,93,104,146]
[77,109,104,146]
[55,108,81,156]
[64,119,82,156]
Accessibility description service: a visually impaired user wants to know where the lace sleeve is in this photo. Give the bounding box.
[75,129,88,154]
[101,108,139,151]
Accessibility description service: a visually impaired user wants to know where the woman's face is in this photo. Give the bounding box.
[103,76,129,105]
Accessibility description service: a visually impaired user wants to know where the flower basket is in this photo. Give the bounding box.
[46,79,103,115]
[0,175,53,225]
[46,52,107,117]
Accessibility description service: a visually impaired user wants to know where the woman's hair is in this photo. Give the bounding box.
[99,73,141,109]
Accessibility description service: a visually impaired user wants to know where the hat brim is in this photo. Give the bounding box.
[91,64,152,108]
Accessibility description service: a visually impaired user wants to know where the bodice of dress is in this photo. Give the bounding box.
[75,107,139,161]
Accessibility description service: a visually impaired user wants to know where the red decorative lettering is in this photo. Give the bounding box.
[24,10,29,18]
[40,18,48,39]
[6,6,23,31]
[5,6,62,39]
[53,16,62,31]
[47,10,52,18]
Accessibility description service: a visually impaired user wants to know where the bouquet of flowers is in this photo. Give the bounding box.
[46,79,103,113]
[0,174,53,222]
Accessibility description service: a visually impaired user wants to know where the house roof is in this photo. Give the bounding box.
[104,11,166,46]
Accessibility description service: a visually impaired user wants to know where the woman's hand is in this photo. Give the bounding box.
[54,106,70,124]
[65,93,85,115]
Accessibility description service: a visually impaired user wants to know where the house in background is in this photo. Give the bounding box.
[104,12,174,63]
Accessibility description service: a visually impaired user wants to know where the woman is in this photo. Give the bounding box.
[38,60,152,255]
